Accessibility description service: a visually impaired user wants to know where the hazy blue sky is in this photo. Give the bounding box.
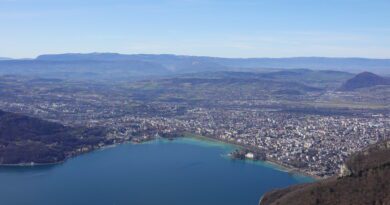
[1,0,390,58]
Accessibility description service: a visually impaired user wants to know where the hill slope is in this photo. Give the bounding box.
[339,72,390,91]
[0,110,108,165]
[259,140,390,205]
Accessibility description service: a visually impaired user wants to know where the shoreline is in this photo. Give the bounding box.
[0,140,139,168]
[0,143,124,168]
[0,134,323,180]
[263,158,322,180]
[0,160,65,167]
[183,133,322,180]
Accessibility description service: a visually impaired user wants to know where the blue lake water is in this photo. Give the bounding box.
[0,138,313,205]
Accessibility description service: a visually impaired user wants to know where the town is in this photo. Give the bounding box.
[0,74,388,177]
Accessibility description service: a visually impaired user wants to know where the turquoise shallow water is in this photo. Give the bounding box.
[0,138,313,205]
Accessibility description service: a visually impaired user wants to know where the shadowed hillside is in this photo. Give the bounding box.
[0,110,108,165]
[259,140,390,205]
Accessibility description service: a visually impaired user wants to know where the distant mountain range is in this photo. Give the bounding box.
[0,59,170,79]
[260,140,390,205]
[37,53,390,74]
[339,72,390,91]
[0,53,389,79]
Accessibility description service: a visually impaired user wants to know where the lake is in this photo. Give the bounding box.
[0,138,313,205]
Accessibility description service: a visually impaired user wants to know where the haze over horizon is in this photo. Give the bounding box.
[4,52,390,61]
[1,0,390,59]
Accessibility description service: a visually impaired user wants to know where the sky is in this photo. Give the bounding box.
[1,0,390,59]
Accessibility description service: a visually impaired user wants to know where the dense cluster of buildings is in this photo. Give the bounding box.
[181,108,389,177]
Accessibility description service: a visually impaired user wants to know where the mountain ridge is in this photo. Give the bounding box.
[1,53,390,79]
[36,53,390,74]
